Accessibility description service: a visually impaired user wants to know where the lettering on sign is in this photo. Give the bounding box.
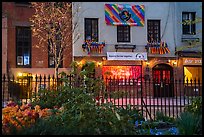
[183,58,202,65]
[107,52,147,60]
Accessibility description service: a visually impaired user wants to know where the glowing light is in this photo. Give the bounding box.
[76,61,82,67]
[102,66,141,79]
[173,61,177,66]
[97,62,102,67]
[102,57,106,61]
[17,72,23,77]
[167,60,170,63]
[146,62,150,67]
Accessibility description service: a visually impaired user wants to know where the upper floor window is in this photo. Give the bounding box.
[16,26,31,67]
[182,12,196,35]
[84,18,98,42]
[117,26,130,42]
[147,20,160,43]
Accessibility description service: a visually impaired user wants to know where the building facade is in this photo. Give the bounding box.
[73,2,202,96]
[174,2,202,88]
[2,2,73,77]
[2,2,202,97]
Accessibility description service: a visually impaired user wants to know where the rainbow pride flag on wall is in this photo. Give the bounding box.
[105,4,145,26]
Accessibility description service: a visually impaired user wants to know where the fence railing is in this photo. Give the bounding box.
[2,74,202,120]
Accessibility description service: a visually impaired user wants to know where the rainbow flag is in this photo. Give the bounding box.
[105,4,145,26]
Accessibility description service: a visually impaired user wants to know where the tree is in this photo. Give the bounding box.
[30,2,80,76]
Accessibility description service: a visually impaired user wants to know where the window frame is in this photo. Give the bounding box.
[84,18,99,42]
[117,25,130,43]
[182,12,196,35]
[147,20,161,43]
[16,26,32,68]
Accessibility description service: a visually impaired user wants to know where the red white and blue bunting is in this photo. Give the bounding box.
[82,40,105,55]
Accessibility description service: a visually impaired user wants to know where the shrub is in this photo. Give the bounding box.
[180,96,202,135]
[184,96,202,115]
[176,111,201,135]
[14,88,142,135]
[2,101,55,135]
[12,61,146,135]
[155,111,175,123]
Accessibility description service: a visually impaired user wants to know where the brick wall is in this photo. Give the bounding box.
[2,2,72,74]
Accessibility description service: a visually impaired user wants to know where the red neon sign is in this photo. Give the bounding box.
[102,66,141,79]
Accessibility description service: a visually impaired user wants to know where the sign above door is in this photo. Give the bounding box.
[107,52,147,60]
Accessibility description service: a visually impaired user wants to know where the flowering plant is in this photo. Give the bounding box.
[2,101,57,134]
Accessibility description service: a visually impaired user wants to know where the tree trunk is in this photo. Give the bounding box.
[55,66,59,78]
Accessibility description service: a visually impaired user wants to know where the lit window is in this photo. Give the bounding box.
[16,27,31,67]
[184,66,202,83]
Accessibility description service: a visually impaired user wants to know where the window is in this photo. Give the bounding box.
[102,66,142,85]
[147,20,160,43]
[117,26,130,42]
[16,27,31,67]
[182,12,196,35]
[84,18,98,42]
[184,66,202,83]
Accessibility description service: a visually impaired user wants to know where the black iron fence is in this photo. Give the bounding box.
[2,74,202,120]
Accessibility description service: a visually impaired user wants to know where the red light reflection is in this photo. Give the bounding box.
[102,66,141,79]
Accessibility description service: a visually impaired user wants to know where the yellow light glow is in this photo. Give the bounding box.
[167,60,170,63]
[76,61,83,67]
[102,57,106,61]
[17,72,23,77]
[184,67,192,83]
[98,62,102,67]
[173,61,177,66]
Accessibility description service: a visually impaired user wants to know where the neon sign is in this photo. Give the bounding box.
[102,66,141,79]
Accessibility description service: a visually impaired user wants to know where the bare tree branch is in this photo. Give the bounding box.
[30,2,81,76]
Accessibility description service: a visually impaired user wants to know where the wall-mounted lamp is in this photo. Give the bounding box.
[173,61,177,66]
[167,59,170,63]
[146,62,150,67]
[102,57,106,61]
[97,62,102,67]
[17,72,23,77]
[146,62,150,72]
[76,61,82,67]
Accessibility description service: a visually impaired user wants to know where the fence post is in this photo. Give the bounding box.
[2,74,6,107]
[141,77,143,117]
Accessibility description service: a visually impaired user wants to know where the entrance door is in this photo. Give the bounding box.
[152,64,174,97]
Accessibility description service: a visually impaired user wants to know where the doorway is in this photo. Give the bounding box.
[152,64,174,97]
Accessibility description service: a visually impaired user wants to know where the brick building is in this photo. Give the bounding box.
[2,2,73,77]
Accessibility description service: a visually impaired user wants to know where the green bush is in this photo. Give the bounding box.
[16,87,143,135]
[31,87,74,109]
[179,96,202,135]
[20,61,146,135]
[155,111,175,123]
[176,111,201,135]
[184,96,202,115]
